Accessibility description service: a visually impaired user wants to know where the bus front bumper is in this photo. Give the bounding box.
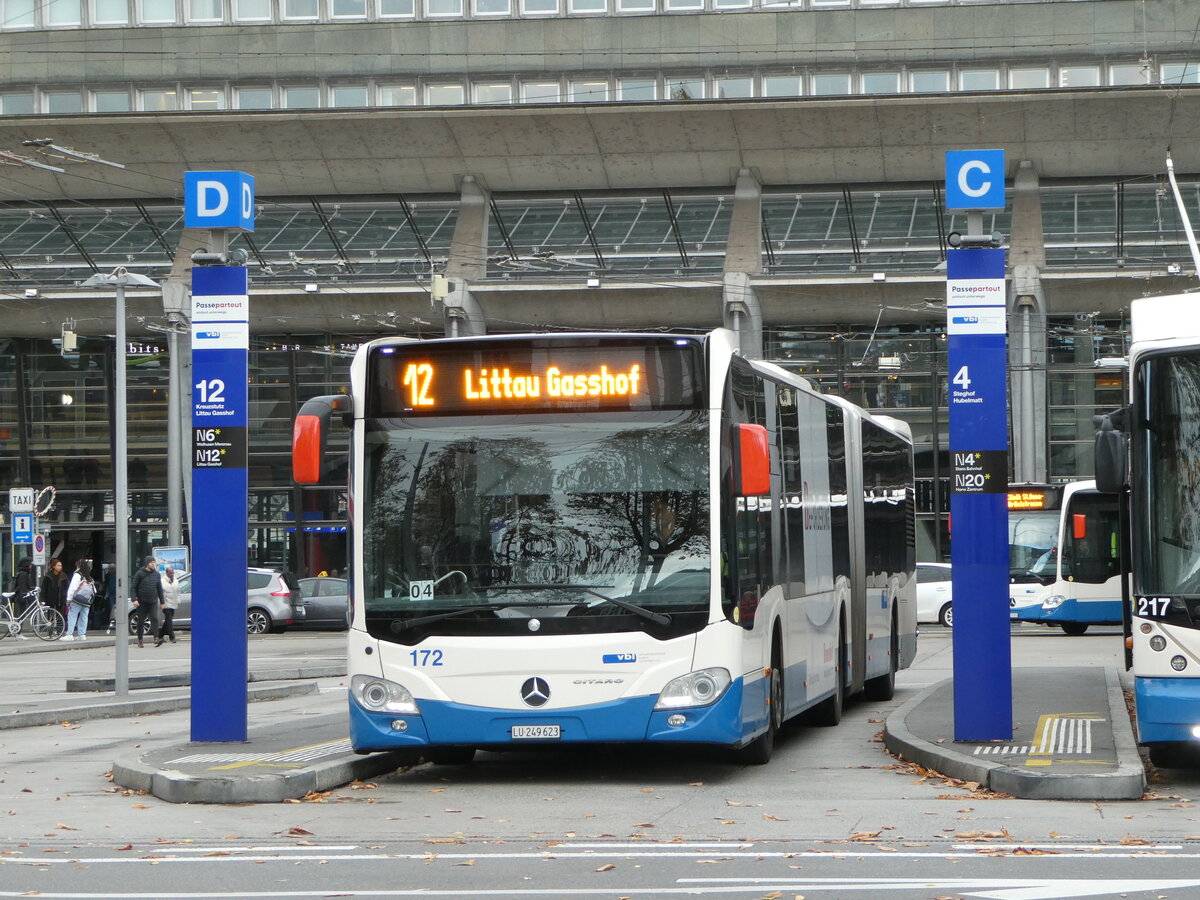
[1135,676,1200,744]
[349,678,746,752]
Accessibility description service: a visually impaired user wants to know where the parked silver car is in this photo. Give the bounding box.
[129,567,305,636]
[297,576,350,630]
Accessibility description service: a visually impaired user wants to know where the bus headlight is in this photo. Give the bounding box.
[351,674,419,714]
[1171,656,1188,672]
[1150,635,1167,652]
[654,668,732,709]
[1041,595,1065,610]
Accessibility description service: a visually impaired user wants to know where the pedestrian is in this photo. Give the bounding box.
[40,558,67,616]
[63,559,96,641]
[160,565,180,644]
[8,556,37,639]
[102,563,117,633]
[129,556,164,648]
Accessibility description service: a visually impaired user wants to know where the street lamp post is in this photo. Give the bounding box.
[83,267,160,697]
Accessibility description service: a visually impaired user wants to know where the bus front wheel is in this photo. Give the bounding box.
[427,747,476,766]
[1060,622,1089,636]
[737,646,783,765]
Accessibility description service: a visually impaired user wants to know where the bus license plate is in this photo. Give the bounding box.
[512,725,560,740]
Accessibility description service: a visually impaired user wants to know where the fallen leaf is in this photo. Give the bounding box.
[286,827,314,837]
[763,814,788,821]
[596,863,616,872]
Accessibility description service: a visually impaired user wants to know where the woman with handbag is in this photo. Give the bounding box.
[63,559,96,641]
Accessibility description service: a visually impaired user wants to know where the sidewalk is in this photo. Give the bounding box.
[0,633,406,803]
[884,666,1146,800]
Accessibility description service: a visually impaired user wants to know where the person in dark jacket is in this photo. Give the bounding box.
[93,563,117,632]
[40,558,67,616]
[10,556,37,617]
[130,556,164,648]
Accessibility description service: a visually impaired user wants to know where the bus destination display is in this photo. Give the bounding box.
[1007,485,1062,511]
[369,338,703,416]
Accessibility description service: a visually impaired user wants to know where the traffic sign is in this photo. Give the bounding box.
[31,533,46,565]
[945,149,1006,210]
[12,514,34,544]
[8,487,34,514]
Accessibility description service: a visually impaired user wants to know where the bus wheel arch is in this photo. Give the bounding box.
[735,623,783,765]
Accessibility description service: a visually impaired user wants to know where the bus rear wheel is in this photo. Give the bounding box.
[864,617,898,701]
[1060,622,1089,636]
[810,627,846,727]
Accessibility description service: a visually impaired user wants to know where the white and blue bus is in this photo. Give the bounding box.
[1008,481,1123,635]
[1096,294,1200,767]
[293,329,916,765]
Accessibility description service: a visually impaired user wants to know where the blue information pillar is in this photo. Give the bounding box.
[185,170,254,742]
[945,150,1013,741]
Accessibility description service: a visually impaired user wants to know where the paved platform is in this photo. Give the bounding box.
[112,712,413,803]
[884,665,1146,800]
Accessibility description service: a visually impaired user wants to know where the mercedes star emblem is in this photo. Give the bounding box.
[520,676,551,707]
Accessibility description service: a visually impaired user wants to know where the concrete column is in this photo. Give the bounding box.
[442,175,489,336]
[1008,161,1048,485]
[722,169,764,358]
[723,271,763,359]
[163,229,210,547]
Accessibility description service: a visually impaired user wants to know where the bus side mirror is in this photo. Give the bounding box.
[1093,410,1128,494]
[1073,514,1087,541]
[734,423,771,496]
[293,394,352,485]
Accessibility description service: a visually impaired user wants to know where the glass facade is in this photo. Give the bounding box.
[0,335,354,582]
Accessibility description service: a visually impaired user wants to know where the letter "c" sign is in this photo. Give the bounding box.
[945,149,1005,210]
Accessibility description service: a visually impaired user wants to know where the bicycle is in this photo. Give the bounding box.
[0,587,65,642]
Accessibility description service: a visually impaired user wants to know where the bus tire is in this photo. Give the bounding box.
[1147,741,1196,769]
[737,641,783,765]
[1060,622,1089,636]
[810,623,846,727]
[427,747,476,766]
[864,615,898,701]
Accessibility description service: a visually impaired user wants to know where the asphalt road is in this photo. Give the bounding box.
[1,626,1199,899]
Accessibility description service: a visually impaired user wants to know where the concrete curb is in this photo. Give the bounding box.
[112,746,413,803]
[0,636,117,656]
[0,681,318,730]
[884,669,1146,800]
[66,664,346,692]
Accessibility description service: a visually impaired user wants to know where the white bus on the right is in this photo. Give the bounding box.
[1096,293,1200,767]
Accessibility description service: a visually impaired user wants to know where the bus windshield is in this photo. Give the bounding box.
[1009,510,1060,584]
[362,410,711,641]
[1138,351,1200,596]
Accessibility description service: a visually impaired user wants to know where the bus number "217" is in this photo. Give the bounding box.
[1137,597,1171,618]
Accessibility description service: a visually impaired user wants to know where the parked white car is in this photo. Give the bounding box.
[916,562,953,627]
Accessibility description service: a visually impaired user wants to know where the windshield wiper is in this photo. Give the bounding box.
[485,583,671,628]
[388,599,577,633]
[389,603,507,633]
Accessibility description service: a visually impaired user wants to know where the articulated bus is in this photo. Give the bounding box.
[1096,294,1200,767]
[1007,481,1123,635]
[293,329,916,765]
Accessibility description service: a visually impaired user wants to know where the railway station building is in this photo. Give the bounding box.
[0,0,1197,574]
